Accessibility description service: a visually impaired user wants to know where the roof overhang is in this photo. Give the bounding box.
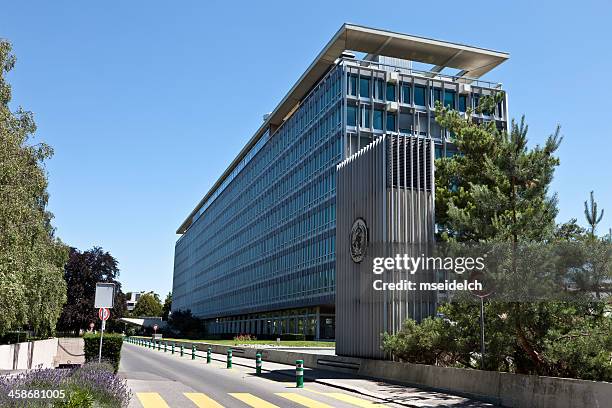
[177,23,509,234]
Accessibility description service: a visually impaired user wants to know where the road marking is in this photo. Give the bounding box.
[184,392,225,408]
[321,393,380,407]
[136,393,170,408]
[276,392,334,408]
[229,393,280,408]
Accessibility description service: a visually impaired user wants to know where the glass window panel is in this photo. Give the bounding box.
[473,93,481,110]
[348,75,357,96]
[359,77,370,98]
[432,88,442,107]
[459,95,467,112]
[375,79,384,100]
[373,109,383,130]
[361,106,371,128]
[347,105,357,126]
[386,83,396,101]
[444,90,456,109]
[399,112,413,134]
[386,112,396,131]
[414,85,426,106]
[401,84,411,104]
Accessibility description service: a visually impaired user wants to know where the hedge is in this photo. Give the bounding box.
[83,333,124,372]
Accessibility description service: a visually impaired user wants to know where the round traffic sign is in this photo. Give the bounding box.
[153,324,158,332]
[98,307,110,321]
[89,322,94,329]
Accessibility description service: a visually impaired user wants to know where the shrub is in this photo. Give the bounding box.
[83,333,124,372]
[280,333,306,341]
[0,363,131,407]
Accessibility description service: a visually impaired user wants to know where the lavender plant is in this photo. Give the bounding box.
[0,362,131,408]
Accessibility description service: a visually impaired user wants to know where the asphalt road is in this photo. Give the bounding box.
[119,342,408,408]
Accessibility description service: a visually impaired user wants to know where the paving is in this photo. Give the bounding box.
[119,342,497,407]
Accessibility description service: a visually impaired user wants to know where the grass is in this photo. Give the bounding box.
[132,336,334,348]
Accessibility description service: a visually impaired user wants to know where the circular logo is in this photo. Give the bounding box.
[350,218,368,263]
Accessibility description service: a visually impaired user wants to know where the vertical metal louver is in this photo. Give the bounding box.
[387,136,433,191]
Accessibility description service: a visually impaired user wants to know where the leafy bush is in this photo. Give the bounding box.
[382,318,458,365]
[280,333,306,341]
[83,333,124,372]
[382,302,612,381]
[0,362,131,407]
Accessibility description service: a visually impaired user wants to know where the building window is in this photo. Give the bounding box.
[386,83,396,101]
[399,112,413,134]
[375,79,384,100]
[473,93,481,111]
[414,85,426,106]
[386,112,396,131]
[360,106,371,128]
[347,105,357,126]
[359,77,370,98]
[435,146,443,159]
[401,84,411,104]
[459,95,467,112]
[373,109,383,130]
[444,90,456,109]
[432,88,442,107]
[348,74,357,96]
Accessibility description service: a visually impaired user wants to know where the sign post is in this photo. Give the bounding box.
[98,307,110,363]
[94,283,115,364]
[469,271,494,370]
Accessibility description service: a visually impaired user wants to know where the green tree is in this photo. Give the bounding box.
[161,292,172,320]
[383,96,612,381]
[57,247,127,332]
[0,39,67,336]
[584,191,604,236]
[132,293,162,317]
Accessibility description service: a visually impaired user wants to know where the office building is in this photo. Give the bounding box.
[172,24,508,346]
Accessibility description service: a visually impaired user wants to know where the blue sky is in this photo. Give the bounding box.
[2,1,611,297]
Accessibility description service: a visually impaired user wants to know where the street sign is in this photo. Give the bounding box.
[89,322,94,330]
[94,283,115,308]
[153,324,158,332]
[98,307,110,321]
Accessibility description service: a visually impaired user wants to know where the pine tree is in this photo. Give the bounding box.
[584,191,604,236]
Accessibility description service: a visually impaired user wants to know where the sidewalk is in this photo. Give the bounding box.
[212,351,496,407]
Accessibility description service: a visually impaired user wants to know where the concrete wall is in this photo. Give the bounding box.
[55,338,85,366]
[0,338,58,370]
[159,338,612,408]
[358,359,612,408]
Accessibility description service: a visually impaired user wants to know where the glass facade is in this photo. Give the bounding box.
[173,55,507,338]
[173,66,343,337]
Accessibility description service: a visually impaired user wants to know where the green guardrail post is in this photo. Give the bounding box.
[172,342,175,355]
[180,345,184,357]
[227,349,232,369]
[207,347,212,364]
[192,344,196,360]
[296,360,304,388]
[256,353,262,375]
[164,342,167,352]
[158,341,161,351]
